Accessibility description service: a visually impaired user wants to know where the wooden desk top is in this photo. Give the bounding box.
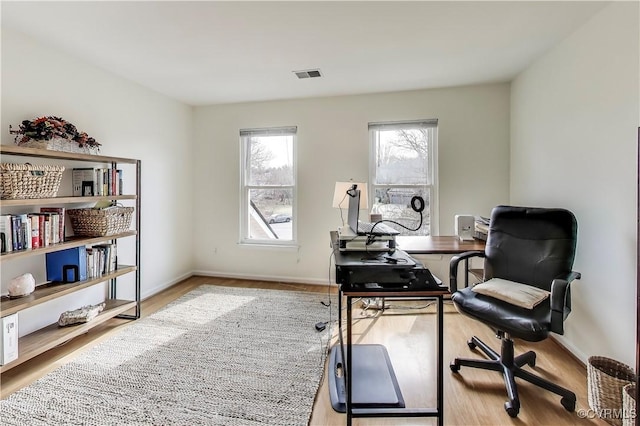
[395,236,486,254]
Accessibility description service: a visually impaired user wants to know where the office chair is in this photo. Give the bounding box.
[449,205,581,417]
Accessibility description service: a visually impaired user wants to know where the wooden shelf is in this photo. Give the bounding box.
[0,299,137,373]
[0,144,138,164]
[0,144,141,374]
[1,195,136,207]
[0,231,137,262]
[1,265,137,316]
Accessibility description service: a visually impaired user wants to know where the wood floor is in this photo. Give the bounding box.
[1,276,607,425]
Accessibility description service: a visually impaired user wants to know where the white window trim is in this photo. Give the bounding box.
[239,127,297,246]
[368,120,439,236]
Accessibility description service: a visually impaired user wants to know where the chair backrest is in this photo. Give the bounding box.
[484,205,578,291]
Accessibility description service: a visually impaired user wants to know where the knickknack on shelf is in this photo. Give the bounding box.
[9,116,101,155]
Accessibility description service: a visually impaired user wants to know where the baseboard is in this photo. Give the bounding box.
[140,271,194,301]
[191,269,330,286]
[549,334,588,368]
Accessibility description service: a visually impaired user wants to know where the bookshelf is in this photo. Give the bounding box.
[0,145,141,373]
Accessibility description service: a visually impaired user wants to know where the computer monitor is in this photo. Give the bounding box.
[347,188,361,234]
[347,188,399,236]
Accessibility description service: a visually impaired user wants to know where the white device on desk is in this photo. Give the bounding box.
[455,214,475,241]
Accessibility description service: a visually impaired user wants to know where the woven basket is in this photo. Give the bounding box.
[67,207,134,237]
[588,356,635,425]
[622,383,636,426]
[0,163,65,199]
[18,137,99,155]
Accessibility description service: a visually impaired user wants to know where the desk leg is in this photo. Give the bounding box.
[437,295,444,426]
[346,295,353,426]
[464,258,469,288]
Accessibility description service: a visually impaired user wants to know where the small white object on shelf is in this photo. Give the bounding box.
[58,303,106,327]
[1,313,18,365]
[8,273,35,298]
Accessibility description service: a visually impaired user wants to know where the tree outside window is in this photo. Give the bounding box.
[240,127,296,244]
[369,120,438,236]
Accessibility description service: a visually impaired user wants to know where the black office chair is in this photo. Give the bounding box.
[449,205,581,417]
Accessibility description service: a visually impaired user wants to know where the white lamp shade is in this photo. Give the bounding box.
[332,181,368,209]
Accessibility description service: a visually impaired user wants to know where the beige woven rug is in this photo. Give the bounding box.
[0,285,334,425]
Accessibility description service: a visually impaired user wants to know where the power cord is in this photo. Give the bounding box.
[366,195,426,244]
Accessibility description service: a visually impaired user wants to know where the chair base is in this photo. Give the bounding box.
[450,335,576,417]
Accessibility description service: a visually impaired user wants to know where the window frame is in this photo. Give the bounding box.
[368,119,439,236]
[239,126,297,246]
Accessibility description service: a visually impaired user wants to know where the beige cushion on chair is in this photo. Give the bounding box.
[471,278,550,309]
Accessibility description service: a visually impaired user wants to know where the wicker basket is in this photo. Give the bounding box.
[18,137,99,155]
[0,163,65,199]
[67,206,134,237]
[622,383,636,426]
[588,356,636,425]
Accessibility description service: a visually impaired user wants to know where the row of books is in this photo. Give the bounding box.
[0,208,65,253]
[45,243,117,283]
[72,167,123,197]
[87,243,117,278]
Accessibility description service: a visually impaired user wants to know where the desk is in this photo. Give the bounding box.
[331,232,448,426]
[396,236,486,254]
[396,236,486,290]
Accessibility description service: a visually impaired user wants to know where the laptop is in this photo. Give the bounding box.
[348,189,400,236]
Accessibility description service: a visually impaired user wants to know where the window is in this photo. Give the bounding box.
[240,127,296,245]
[369,120,438,236]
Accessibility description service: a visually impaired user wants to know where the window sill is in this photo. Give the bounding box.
[238,242,300,251]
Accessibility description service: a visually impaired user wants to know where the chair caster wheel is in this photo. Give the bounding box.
[561,396,576,412]
[467,339,476,350]
[450,361,461,373]
[504,401,519,418]
[529,354,536,368]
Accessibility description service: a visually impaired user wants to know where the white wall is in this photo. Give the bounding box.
[1,28,194,335]
[193,84,511,283]
[511,2,639,366]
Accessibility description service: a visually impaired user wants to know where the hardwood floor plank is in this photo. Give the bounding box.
[1,276,606,425]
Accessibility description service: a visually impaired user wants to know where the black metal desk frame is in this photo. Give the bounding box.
[338,288,445,426]
[332,232,447,426]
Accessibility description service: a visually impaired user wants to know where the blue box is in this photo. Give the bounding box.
[46,247,87,283]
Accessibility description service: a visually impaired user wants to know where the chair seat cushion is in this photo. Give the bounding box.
[451,285,551,342]
[471,278,550,309]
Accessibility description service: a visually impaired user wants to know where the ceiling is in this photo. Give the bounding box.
[2,1,608,106]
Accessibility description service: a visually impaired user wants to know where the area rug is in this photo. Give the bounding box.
[0,285,335,425]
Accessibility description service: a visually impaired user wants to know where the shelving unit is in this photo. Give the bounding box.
[0,145,141,373]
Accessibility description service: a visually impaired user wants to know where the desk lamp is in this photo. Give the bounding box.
[333,181,368,233]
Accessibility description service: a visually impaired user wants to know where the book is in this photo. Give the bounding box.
[40,207,65,243]
[72,168,95,196]
[37,214,46,248]
[93,243,117,273]
[42,214,52,247]
[0,214,13,253]
[11,215,22,251]
[117,169,123,195]
[18,213,33,250]
[29,214,40,249]
[95,168,104,196]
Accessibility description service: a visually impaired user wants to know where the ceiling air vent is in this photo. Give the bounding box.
[293,69,322,79]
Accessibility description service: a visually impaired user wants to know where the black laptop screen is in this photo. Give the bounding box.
[347,188,361,234]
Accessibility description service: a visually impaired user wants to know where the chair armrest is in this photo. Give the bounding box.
[549,271,581,335]
[449,250,485,293]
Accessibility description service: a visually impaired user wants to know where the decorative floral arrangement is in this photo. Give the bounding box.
[9,116,101,149]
